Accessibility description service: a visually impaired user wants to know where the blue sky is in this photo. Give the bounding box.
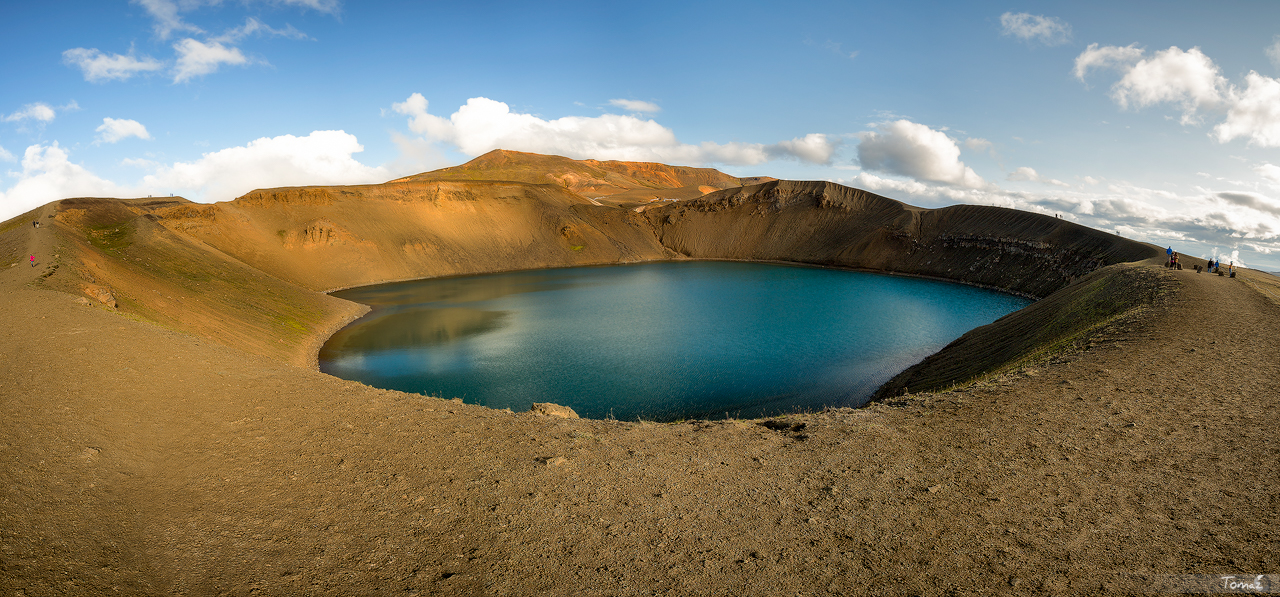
[3,1,1280,270]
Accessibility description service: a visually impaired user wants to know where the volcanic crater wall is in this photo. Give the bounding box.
[644,180,1159,298]
[30,177,1162,389]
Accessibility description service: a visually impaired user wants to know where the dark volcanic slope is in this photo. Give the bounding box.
[645,180,1160,298]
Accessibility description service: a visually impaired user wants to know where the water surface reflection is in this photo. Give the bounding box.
[320,262,1029,421]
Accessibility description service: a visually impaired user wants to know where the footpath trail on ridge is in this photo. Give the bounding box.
[1,210,1277,595]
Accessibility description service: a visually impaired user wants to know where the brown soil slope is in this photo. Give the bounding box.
[157,179,673,293]
[394,149,776,205]
[2,206,1277,595]
[12,199,363,367]
[6,168,1161,381]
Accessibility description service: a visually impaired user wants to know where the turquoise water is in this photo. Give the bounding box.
[319,262,1029,421]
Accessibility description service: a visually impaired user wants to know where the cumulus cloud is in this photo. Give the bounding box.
[1007,166,1069,187]
[963,138,992,152]
[1258,163,1280,185]
[0,145,14,162]
[608,99,661,113]
[391,94,837,166]
[1113,47,1226,122]
[140,130,388,201]
[1000,12,1071,46]
[172,38,249,82]
[3,103,57,123]
[855,120,985,188]
[1077,43,1280,146]
[0,131,388,221]
[1211,249,1247,268]
[841,172,993,207]
[95,118,152,144]
[767,133,839,163]
[62,48,165,82]
[0,143,125,218]
[1214,72,1280,146]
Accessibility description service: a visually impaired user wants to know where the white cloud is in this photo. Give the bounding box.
[1213,249,1246,269]
[0,131,390,221]
[116,2,317,83]
[843,172,935,199]
[133,0,332,39]
[608,99,661,113]
[1076,44,1280,147]
[1258,163,1280,185]
[1113,47,1226,123]
[387,131,450,177]
[1000,12,1071,46]
[855,120,985,188]
[963,138,992,152]
[0,145,14,162]
[95,118,152,144]
[277,0,340,13]
[1007,166,1068,187]
[140,130,388,201]
[392,94,837,166]
[172,38,249,82]
[1082,176,1101,185]
[132,0,202,40]
[121,157,162,169]
[1268,36,1280,68]
[0,143,125,218]
[216,17,312,43]
[1214,72,1280,147]
[3,103,57,123]
[767,133,838,163]
[1074,43,1144,80]
[62,48,165,82]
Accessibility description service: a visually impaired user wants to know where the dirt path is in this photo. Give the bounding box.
[1,215,1277,595]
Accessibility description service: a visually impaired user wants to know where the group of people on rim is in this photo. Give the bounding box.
[1174,246,1236,277]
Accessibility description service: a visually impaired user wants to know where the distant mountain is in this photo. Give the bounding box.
[391,149,775,206]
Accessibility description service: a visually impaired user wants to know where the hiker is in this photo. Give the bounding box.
[29,255,35,268]
[1166,246,1173,267]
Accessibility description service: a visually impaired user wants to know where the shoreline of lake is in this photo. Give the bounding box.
[318,261,1030,421]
